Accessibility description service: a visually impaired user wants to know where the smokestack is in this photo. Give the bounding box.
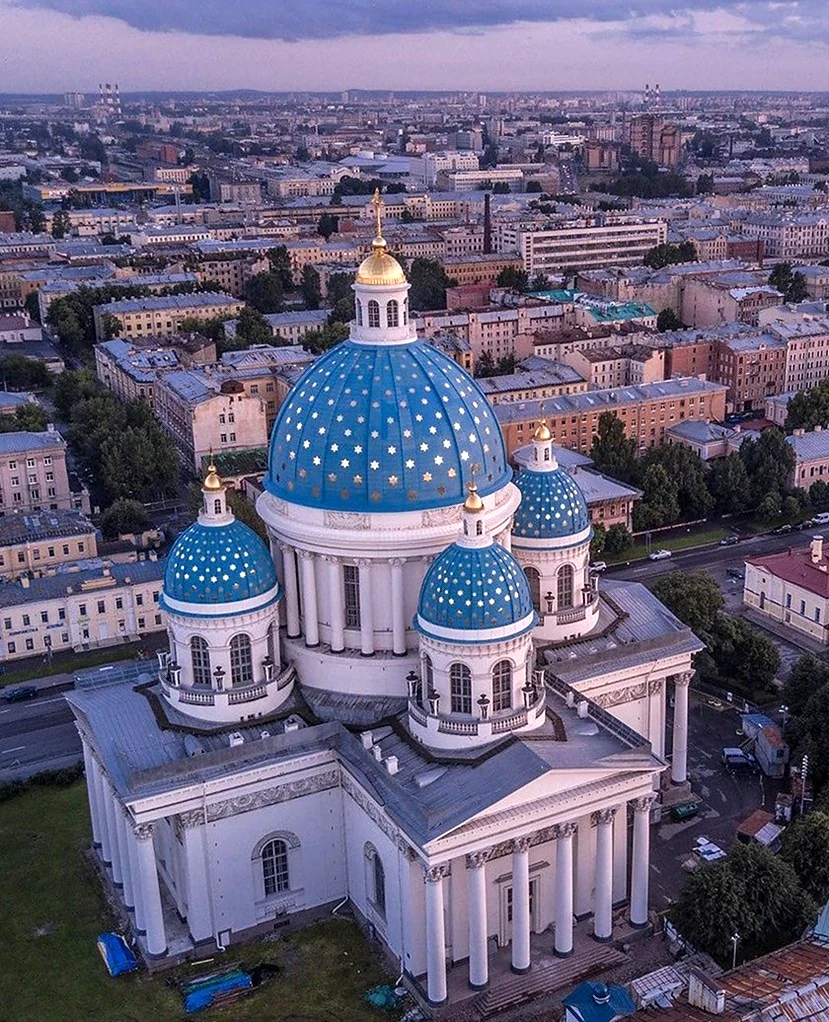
[483,192,492,254]
[812,535,824,564]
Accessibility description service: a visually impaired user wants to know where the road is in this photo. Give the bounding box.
[0,691,81,781]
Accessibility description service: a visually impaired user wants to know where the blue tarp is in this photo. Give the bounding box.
[563,981,636,1022]
[184,971,252,1012]
[97,933,139,977]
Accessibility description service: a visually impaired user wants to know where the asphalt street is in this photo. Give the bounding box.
[0,691,81,780]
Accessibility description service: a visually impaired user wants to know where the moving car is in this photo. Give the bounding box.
[589,561,607,574]
[648,549,672,561]
[720,534,740,546]
[2,685,37,703]
[812,512,829,526]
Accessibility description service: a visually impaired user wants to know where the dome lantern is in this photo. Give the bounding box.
[351,189,412,345]
[200,459,230,524]
[530,419,557,473]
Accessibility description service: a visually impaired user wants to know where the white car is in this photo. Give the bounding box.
[648,549,672,561]
[812,513,829,526]
[590,561,607,574]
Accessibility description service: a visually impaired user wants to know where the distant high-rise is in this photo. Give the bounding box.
[63,91,85,109]
[99,82,121,118]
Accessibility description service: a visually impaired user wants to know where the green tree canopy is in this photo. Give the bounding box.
[590,411,638,483]
[657,308,683,332]
[0,354,52,391]
[99,499,150,539]
[739,428,795,508]
[651,570,724,646]
[643,241,697,269]
[303,321,349,355]
[781,811,829,905]
[326,272,356,325]
[496,266,529,291]
[0,403,48,433]
[708,453,752,515]
[243,271,285,314]
[604,523,633,555]
[233,306,275,347]
[266,246,294,291]
[317,213,339,240]
[590,522,606,557]
[785,380,829,432]
[408,258,455,312]
[300,265,322,310]
[769,261,809,303]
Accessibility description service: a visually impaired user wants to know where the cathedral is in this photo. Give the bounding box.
[69,200,701,1008]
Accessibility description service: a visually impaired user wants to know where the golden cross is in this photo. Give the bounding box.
[371,187,384,240]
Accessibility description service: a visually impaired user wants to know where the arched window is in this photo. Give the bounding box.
[557,564,574,610]
[262,839,290,896]
[524,566,541,614]
[364,842,386,917]
[229,633,253,687]
[190,636,211,687]
[476,520,483,536]
[356,301,363,326]
[450,662,472,714]
[544,447,551,461]
[213,498,222,514]
[368,299,380,328]
[343,565,361,628]
[387,299,399,327]
[492,660,512,712]
[403,297,409,325]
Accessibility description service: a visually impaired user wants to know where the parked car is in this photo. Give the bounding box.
[648,549,672,561]
[721,747,758,773]
[589,561,607,574]
[771,524,792,535]
[726,567,745,580]
[812,512,829,526]
[671,801,700,823]
[720,534,740,546]
[2,685,37,703]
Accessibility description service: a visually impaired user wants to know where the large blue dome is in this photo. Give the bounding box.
[265,339,511,513]
[161,519,279,611]
[416,541,536,642]
[513,467,591,541]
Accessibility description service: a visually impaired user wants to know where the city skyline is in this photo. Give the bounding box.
[2,1,829,93]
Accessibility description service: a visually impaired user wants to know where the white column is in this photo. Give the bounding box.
[125,823,146,934]
[91,758,112,864]
[181,812,213,945]
[103,782,123,886]
[134,823,167,958]
[390,559,406,656]
[328,558,345,653]
[423,865,448,1006]
[612,806,628,905]
[466,852,490,990]
[281,545,300,638]
[554,822,576,958]
[116,807,135,910]
[593,809,616,942]
[358,560,374,656]
[630,796,655,928]
[82,744,103,849]
[299,551,319,647]
[672,673,692,785]
[511,837,532,975]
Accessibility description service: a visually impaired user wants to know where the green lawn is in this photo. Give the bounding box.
[0,784,392,1022]
[0,644,143,688]
[607,525,730,563]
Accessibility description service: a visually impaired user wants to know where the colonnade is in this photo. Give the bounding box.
[83,744,169,958]
[421,796,655,1006]
[279,544,408,656]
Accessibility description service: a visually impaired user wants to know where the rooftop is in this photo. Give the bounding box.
[0,559,163,608]
[0,509,96,547]
[787,428,829,462]
[747,546,829,599]
[94,292,240,315]
[0,429,65,455]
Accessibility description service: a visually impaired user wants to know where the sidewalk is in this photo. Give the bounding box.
[742,606,829,658]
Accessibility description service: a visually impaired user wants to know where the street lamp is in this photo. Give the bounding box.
[801,754,810,816]
[730,932,740,971]
[779,704,790,729]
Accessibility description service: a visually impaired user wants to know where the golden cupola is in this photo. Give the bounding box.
[355,188,407,287]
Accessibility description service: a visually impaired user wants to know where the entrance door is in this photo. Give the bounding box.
[499,877,540,947]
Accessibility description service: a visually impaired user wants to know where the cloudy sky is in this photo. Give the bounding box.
[1,1,829,93]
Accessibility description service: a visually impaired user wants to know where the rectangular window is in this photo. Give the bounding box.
[41,611,48,624]
[3,617,11,629]
[97,600,105,614]
[48,547,55,558]
[343,565,361,629]
[62,545,69,555]
[25,638,34,651]
[78,543,84,553]
[115,597,123,610]
[801,600,806,616]
[59,608,66,621]
[138,617,145,629]
[22,614,30,626]
[7,641,15,654]
[79,604,86,616]
[136,594,144,606]
[152,591,159,603]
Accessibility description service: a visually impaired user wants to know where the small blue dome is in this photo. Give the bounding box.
[417,541,535,641]
[513,467,590,541]
[265,339,511,513]
[162,519,278,609]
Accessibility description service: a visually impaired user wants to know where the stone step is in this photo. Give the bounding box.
[472,945,628,1018]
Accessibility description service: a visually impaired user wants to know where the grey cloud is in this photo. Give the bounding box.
[9,0,829,46]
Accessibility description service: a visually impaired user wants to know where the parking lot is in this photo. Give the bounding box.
[650,690,786,909]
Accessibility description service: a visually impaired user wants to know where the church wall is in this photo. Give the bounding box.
[449,854,467,963]
[403,856,428,979]
[288,639,418,698]
[156,816,187,919]
[613,807,628,904]
[204,786,346,940]
[573,813,596,918]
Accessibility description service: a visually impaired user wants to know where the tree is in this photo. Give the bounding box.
[497,266,529,291]
[51,208,71,239]
[786,381,829,432]
[590,522,606,558]
[243,271,284,314]
[99,499,150,539]
[525,180,543,193]
[768,261,808,304]
[529,273,551,292]
[317,213,339,240]
[267,246,294,291]
[302,321,349,355]
[52,368,99,420]
[590,411,637,482]
[781,813,829,905]
[480,145,498,169]
[644,242,697,269]
[178,316,227,344]
[408,258,455,312]
[492,182,511,194]
[811,479,829,510]
[188,171,211,203]
[0,403,48,433]
[326,272,355,324]
[604,523,632,555]
[227,489,268,543]
[634,462,680,529]
[23,292,40,323]
[657,309,682,332]
[234,306,275,347]
[638,445,713,521]
[784,654,829,719]
[650,570,724,647]
[0,354,52,391]
[671,843,816,966]
[739,428,795,509]
[708,453,752,515]
[696,173,714,195]
[300,265,322,310]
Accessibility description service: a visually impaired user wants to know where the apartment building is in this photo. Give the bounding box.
[737,214,829,260]
[0,559,165,661]
[421,151,480,187]
[224,308,330,345]
[94,334,216,406]
[92,293,244,342]
[787,428,829,490]
[152,370,269,471]
[0,430,89,515]
[415,303,568,360]
[769,317,829,393]
[681,277,782,327]
[439,225,486,258]
[716,333,788,412]
[188,253,270,296]
[501,220,668,275]
[566,343,666,389]
[476,363,587,405]
[442,253,524,286]
[440,167,524,191]
[0,509,97,580]
[493,378,728,457]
